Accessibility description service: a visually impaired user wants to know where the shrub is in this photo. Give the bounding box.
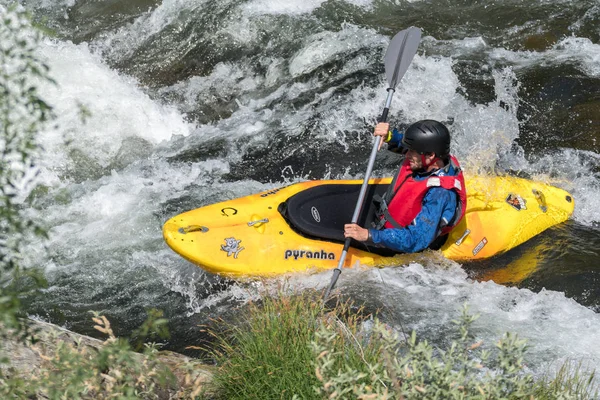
[0,3,52,337]
[313,304,537,399]
[1,311,213,399]
[207,290,384,399]
[533,360,598,399]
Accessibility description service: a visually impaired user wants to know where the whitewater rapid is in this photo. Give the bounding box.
[11,0,600,378]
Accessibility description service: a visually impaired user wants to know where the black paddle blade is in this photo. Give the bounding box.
[324,268,342,299]
[385,26,422,89]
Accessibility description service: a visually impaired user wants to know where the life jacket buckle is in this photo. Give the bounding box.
[371,194,389,229]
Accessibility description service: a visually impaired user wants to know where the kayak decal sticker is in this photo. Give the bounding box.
[260,188,281,197]
[221,207,238,217]
[506,193,527,211]
[221,237,245,259]
[284,249,335,261]
[472,237,488,256]
[311,207,321,223]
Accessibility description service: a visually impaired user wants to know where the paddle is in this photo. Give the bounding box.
[323,26,422,300]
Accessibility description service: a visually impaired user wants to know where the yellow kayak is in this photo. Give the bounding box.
[163,175,574,277]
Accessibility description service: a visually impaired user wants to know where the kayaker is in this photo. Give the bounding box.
[344,120,467,253]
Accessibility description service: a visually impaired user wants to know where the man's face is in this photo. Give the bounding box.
[406,149,423,171]
[406,149,436,171]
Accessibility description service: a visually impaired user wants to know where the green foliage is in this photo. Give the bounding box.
[131,309,171,351]
[0,292,21,340]
[0,4,52,337]
[0,313,212,399]
[41,314,175,399]
[313,303,598,399]
[208,291,324,399]
[208,290,383,399]
[313,304,531,399]
[533,361,599,399]
[0,4,53,273]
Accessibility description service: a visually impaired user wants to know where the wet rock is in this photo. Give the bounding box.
[522,33,557,51]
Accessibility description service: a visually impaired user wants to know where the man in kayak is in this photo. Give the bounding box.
[343,120,467,253]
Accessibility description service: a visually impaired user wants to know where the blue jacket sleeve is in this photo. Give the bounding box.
[386,128,405,153]
[369,187,458,253]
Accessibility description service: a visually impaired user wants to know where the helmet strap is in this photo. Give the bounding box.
[421,153,441,170]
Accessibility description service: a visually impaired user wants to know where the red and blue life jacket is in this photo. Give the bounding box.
[375,155,467,236]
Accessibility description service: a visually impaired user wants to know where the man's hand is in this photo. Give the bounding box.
[344,223,369,242]
[374,122,390,150]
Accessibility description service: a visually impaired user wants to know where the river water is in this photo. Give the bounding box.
[7,0,600,379]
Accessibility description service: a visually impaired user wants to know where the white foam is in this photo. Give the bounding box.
[159,62,264,116]
[22,0,75,10]
[342,0,374,8]
[451,68,523,174]
[149,251,260,316]
[289,24,385,78]
[490,36,600,78]
[284,49,462,149]
[243,0,327,15]
[35,38,193,182]
[394,54,463,122]
[94,0,203,61]
[569,4,600,33]
[423,35,489,57]
[524,149,600,226]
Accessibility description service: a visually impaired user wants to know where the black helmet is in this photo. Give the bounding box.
[401,120,451,157]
